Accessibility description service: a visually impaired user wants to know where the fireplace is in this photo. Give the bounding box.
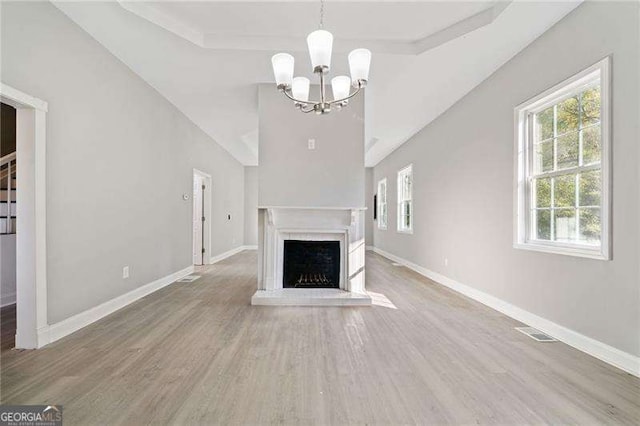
[252,207,371,306]
[283,240,340,288]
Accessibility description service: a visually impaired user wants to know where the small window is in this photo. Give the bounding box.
[514,58,610,259]
[377,178,387,230]
[397,165,413,233]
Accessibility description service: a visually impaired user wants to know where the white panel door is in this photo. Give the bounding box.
[193,175,203,265]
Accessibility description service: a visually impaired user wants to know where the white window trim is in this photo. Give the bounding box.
[377,178,387,230]
[397,164,413,234]
[513,57,611,260]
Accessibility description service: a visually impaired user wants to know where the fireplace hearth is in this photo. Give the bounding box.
[283,240,340,288]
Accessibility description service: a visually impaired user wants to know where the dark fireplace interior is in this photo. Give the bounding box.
[283,240,340,289]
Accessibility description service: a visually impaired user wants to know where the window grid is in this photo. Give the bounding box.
[377,178,387,230]
[529,84,602,246]
[397,165,413,233]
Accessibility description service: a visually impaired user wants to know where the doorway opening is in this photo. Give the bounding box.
[1,102,17,352]
[193,169,212,266]
[0,83,49,349]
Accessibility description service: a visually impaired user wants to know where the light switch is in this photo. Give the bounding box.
[308,138,316,150]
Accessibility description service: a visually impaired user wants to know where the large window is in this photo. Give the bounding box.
[397,165,413,233]
[515,58,610,259]
[377,178,387,230]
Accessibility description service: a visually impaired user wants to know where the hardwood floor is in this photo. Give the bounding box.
[1,251,638,425]
[0,304,16,353]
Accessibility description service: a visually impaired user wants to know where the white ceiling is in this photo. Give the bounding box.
[53,1,582,166]
[146,1,492,39]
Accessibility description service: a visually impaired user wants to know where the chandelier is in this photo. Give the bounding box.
[270,0,371,115]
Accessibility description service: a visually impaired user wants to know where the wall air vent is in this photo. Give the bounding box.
[515,327,557,342]
[177,275,201,283]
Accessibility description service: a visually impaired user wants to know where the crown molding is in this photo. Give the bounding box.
[118,1,512,55]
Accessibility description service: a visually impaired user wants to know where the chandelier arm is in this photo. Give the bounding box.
[281,89,317,106]
[328,83,363,105]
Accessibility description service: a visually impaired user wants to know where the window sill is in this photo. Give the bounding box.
[397,229,413,235]
[513,242,609,260]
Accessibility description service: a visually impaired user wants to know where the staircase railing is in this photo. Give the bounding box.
[1,152,16,234]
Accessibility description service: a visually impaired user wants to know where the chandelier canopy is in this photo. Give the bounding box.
[270,1,371,115]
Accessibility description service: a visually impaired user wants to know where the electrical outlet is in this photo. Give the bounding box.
[122,266,129,279]
[308,138,316,150]
[444,258,448,267]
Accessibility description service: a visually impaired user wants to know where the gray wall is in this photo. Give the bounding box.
[258,84,365,208]
[373,1,639,357]
[244,166,258,246]
[1,2,245,324]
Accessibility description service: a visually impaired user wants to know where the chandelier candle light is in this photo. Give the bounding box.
[271,1,371,115]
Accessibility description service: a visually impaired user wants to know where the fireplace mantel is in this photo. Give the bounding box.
[252,206,371,306]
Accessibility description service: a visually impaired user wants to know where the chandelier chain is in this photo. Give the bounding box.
[319,0,324,29]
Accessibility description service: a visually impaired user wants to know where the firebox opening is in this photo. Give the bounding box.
[283,240,340,289]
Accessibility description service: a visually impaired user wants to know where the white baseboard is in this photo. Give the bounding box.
[242,245,258,250]
[39,265,194,347]
[209,246,244,264]
[365,245,375,251]
[1,291,16,307]
[371,247,640,378]
[39,244,253,347]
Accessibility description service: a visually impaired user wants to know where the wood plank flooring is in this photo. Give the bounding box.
[0,304,16,353]
[1,251,639,425]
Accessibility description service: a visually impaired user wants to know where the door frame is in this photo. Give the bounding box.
[0,83,48,349]
[192,169,212,265]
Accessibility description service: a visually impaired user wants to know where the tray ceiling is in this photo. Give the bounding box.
[53,1,582,166]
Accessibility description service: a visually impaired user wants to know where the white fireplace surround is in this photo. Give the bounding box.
[252,207,371,306]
